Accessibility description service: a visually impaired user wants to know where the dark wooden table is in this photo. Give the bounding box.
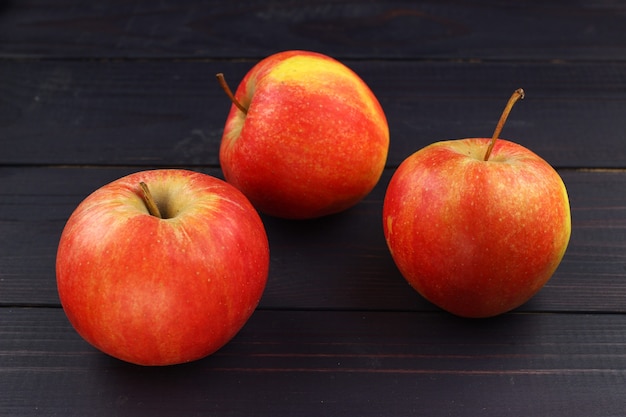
[1,1,625,416]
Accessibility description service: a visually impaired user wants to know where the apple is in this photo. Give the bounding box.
[383,89,571,318]
[56,169,270,365]
[216,50,389,219]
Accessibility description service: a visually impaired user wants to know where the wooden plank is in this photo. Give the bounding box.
[1,167,625,313]
[1,1,626,61]
[1,308,625,417]
[1,60,625,168]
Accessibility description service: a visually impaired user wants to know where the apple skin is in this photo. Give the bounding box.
[56,169,270,366]
[383,139,571,318]
[220,50,389,219]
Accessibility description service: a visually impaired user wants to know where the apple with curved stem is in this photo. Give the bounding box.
[56,169,270,365]
[383,89,571,318]
[217,50,390,219]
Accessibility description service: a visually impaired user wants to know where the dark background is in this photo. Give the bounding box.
[1,1,625,416]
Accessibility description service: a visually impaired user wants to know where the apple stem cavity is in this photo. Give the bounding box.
[139,182,163,219]
[216,73,248,115]
[483,88,525,161]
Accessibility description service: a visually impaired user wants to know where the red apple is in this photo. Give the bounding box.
[383,90,571,318]
[56,169,270,365]
[217,50,389,219]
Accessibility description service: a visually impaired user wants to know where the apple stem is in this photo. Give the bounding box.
[216,73,248,115]
[483,88,525,161]
[139,182,162,219]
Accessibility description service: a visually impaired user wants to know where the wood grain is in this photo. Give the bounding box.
[1,308,625,417]
[1,1,626,61]
[1,167,625,313]
[1,60,625,168]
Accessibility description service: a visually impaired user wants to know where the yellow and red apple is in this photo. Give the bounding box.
[383,90,571,318]
[218,50,389,219]
[56,169,269,365]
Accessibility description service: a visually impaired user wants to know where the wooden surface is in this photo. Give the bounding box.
[1,1,625,416]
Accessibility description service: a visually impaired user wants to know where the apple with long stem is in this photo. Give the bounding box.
[216,50,389,219]
[56,169,270,365]
[383,89,571,318]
